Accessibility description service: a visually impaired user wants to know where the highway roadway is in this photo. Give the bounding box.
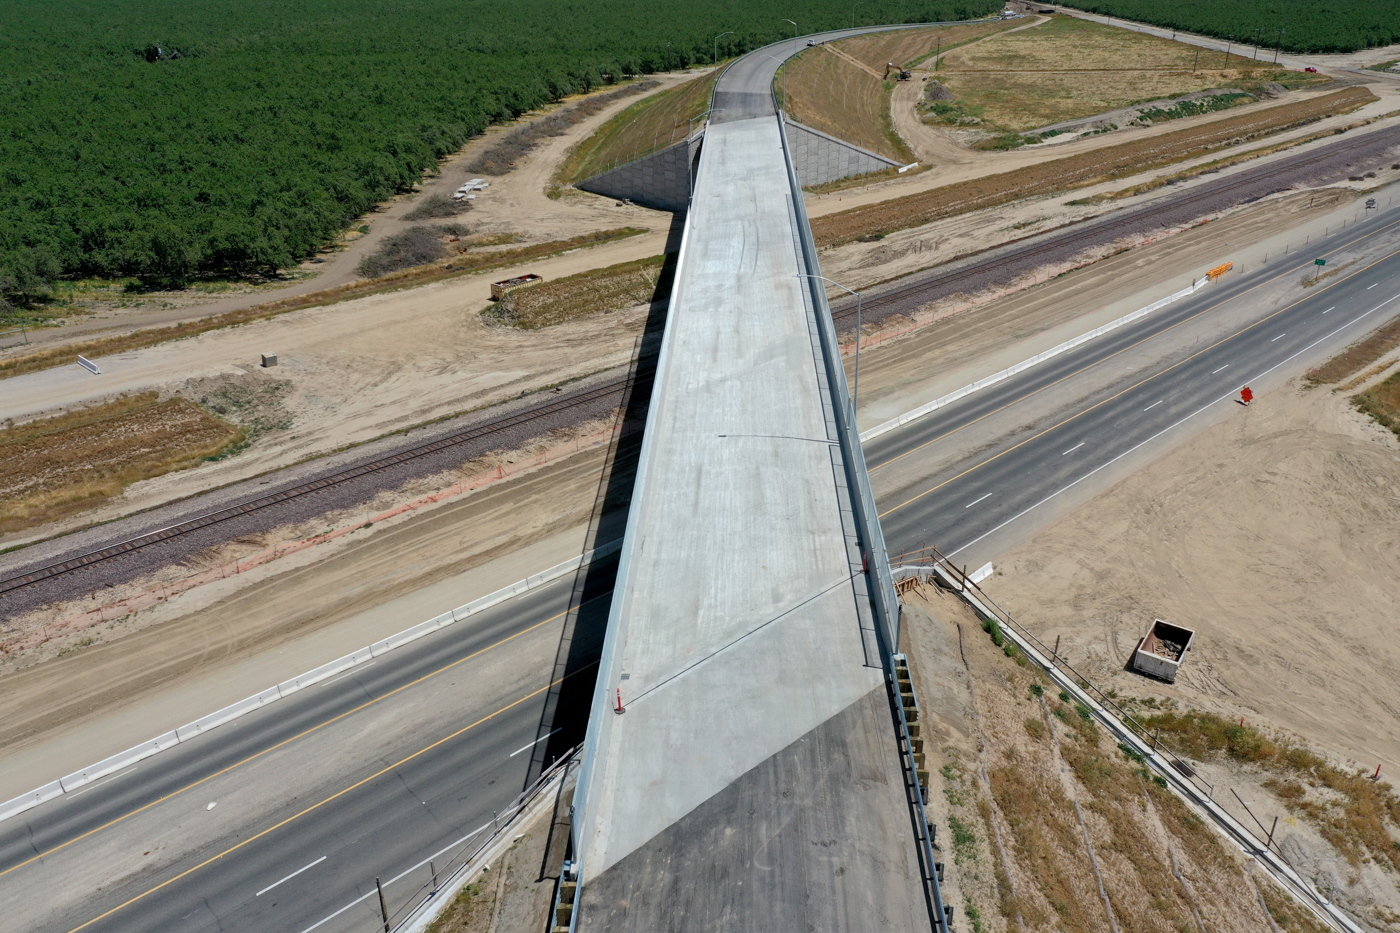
[0,560,614,933]
[7,31,1400,933]
[868,203,1400,564]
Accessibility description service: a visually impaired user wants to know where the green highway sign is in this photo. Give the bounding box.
[1315,259,1326,266]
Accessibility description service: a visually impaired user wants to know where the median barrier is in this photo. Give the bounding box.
[0,781,64,822]
[0,538,624,824]
[279,646,374,696]
[60,730,181,793]
[861,275,1212,443]
[176,686,282,742]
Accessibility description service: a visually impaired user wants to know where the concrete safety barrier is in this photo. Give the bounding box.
[0,537,624,824]
[861,275,1212,443]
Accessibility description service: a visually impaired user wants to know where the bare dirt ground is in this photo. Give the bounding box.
[988,377,1400,778]
[900,581,1342,933]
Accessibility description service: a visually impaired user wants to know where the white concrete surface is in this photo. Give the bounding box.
[576,115,882,878]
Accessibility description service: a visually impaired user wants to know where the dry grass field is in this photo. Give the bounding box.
[487,255,668,329]
[902,585,1338,933]
[783,22,1015,162]
[555,71,717,185]
[812,86,1375,245]
[937,16,1320,133]
[0,394,242,533]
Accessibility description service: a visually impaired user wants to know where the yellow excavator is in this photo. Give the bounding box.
[884,62,912,81]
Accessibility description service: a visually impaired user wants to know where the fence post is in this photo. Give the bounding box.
[376,877,390,932]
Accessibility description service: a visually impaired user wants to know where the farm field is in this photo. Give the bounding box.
[783,22,1017,161]
[1056,0,1400,53]
[811,85,1376,245]
[0,0,1000,308]
[935,15,1320,134]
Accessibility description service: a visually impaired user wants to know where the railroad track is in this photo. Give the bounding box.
[0,372,652,598]
[830,124,1400,325]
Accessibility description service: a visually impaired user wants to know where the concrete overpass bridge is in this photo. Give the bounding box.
[567,29,950,932]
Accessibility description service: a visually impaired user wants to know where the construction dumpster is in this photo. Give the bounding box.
[490,273,543,301]
[1132,619,1195,683]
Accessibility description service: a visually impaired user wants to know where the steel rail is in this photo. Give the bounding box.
[0,373,652,597]
[829,125,1400,324]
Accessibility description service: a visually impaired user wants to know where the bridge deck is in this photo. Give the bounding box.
[573,110,926,929]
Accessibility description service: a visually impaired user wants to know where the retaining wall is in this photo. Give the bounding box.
[575,136,703,212]
[783,120,901,188]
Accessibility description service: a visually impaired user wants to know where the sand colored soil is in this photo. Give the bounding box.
[939,16,1292,133]
[988,378,1400,777]
[784,22,1016,161]
[811,86,1377,245]
[900,583,1329,933]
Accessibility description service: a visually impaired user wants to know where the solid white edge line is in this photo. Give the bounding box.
[964,493,992,509]
[509,728,562,758]
[0,538,624,824]
[946,293,1400,561]
[62,766,139,802]
[256,855,327,897]
[858,277,1209,443]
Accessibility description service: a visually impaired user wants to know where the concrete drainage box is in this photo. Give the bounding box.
[1132,619,1195,683]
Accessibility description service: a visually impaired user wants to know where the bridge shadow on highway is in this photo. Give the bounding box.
[520,212,685,874]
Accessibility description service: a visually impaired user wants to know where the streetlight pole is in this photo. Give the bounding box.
[783,18,798,58]
[796,274,863,415]
[714,31,733,67]
[762,54,790,112]
[853,1,868,29]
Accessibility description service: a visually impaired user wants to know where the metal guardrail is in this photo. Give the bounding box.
[779,104,950,933]
[388,748,580,933]
[900,545,1365,933]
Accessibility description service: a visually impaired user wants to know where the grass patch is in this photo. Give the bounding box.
[1143,708,1400,871]
[947,813,980,865]
[0,393,243,533]
[556,73,714,185]
[1307,315,1400,384]
[0,228,648,383]
[1352,369,1400,440]
[425,880,490,933]
[468,80,660,177]
[485,254,669,329]
[813,86,1373,246]
[938,16,1308,132]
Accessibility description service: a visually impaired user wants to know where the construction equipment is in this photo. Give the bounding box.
[884,62,912,81]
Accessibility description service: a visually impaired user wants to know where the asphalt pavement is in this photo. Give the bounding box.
[1,561,614,933]
[868,203,1400,563]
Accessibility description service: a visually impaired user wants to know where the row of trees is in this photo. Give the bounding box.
[1,0,1000,302]
[1058,0,1400,53]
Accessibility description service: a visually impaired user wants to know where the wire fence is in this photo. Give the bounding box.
[0,325,28,350]
[376,747,580,932]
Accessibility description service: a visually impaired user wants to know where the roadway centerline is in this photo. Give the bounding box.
[1,595,597,881]
[878,277,1400,522]
[62,666,596,933]
[865,221,1400,476]
[926,290,1400,559]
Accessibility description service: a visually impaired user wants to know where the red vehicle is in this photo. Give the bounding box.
[1304,66,1318,73]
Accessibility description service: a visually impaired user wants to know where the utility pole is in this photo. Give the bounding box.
[1253,27,1263,59]
[1224,36,1233,67]
[1193,46,1200,72]
[1273,28,1285,64]
[935,35,942,71]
